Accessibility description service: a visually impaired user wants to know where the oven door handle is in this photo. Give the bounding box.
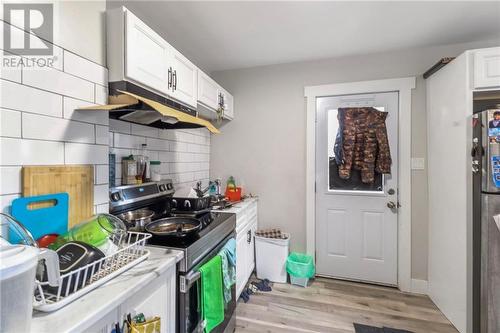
[180,270,201,293]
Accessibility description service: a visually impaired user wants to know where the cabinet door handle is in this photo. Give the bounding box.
[247,230,251,244]
[168,67,172,89]
[173,70,177,91]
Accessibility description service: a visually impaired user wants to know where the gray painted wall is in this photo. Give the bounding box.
[211,39,499,280]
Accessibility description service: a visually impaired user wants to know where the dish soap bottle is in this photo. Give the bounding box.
[227,176,236,190]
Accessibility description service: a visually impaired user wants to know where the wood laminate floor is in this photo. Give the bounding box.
[234,277,458,333]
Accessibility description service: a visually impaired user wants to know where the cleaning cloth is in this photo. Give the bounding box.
[198,255,224,333]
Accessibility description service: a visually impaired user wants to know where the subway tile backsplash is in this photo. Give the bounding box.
[109,120,211,190]
[0,21,211,215]
[0,34,108,213]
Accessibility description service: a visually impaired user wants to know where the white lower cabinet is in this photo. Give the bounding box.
[235,200,258,299]
[236,224,250,298]
[86,265,177,333]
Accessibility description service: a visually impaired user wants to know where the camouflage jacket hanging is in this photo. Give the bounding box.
[336,107,392,184]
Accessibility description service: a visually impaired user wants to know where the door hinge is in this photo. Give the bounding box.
[314,181,317,192]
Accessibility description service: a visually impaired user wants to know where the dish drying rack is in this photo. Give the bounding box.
[33,231,151,312]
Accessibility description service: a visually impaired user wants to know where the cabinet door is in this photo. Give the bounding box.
[125,10,169,94]
[198,71,219,110]
[170,48,198,107]
[119,268,175,333]
[236,226,249,299]
[474,48,500,89]
[221,89,234,120]
[83,308,119,333]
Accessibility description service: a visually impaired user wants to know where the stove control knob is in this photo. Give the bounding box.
[110,192,121,202]
[166,183,173,190]
[159,184,166,192]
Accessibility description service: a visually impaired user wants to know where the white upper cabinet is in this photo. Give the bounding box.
[124,10,170,95]
[107,7,234,118]
[198,70,219,110]
[197,71,234,120]
[220,88,234,120]
[169,48,198,107]
[473,47,500,89]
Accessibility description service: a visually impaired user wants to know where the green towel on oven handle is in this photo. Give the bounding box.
[199,255,224,333]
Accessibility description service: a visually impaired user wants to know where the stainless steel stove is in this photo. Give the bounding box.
[109,180,236,333]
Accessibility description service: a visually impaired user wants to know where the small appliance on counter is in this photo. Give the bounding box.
[109,179,237,333]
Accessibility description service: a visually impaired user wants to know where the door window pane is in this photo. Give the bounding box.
[328,108,384,192]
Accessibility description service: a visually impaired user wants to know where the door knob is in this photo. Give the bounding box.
[387,201,396,209]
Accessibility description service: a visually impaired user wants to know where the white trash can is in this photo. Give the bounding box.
[255,233,290,283]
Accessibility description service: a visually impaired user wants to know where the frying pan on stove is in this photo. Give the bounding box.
[145,217,201,238]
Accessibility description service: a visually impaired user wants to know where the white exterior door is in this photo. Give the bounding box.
[315,91,399,285]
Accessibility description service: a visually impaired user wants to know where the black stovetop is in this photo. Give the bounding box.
[147,211,234,248]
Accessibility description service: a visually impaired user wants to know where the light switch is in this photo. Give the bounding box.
[411,158,425,170]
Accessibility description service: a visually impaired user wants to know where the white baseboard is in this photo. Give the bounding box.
[410,278,428,295]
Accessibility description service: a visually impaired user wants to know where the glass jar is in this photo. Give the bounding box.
[150,161,161,182]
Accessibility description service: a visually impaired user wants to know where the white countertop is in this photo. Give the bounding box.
[31,247,183,333]
[213,197,258,215]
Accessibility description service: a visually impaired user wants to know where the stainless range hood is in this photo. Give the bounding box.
[78,81,220,134]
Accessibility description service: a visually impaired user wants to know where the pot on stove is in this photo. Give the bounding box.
[117,208,155,231]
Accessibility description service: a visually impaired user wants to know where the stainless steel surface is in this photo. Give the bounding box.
[473,102,500,333]
[169,213,236,273]
[117,208,154,230]
[481,110,500,193]
[109,180,174,212]
[145,217,201,237]
[119,110,161,125]
[177,230,237,333]
[481,194,500,333]
[179,271,201,293]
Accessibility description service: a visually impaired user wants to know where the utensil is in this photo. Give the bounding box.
[145,217,201,238]
[22,165,94,228]
[10,193,69,244]
[118,208,154,231]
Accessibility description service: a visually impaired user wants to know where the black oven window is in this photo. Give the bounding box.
[186,281,200,332]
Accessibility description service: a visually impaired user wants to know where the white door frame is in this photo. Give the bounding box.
[304,77,416,292]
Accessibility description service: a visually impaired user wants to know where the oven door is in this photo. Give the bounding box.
[178,232,236,333]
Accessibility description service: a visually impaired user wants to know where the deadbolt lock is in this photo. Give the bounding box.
[388,188,395,195]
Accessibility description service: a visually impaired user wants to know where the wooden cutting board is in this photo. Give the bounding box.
[22,165,94,228]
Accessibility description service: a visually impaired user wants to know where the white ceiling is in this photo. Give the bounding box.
[108,1,500,72]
